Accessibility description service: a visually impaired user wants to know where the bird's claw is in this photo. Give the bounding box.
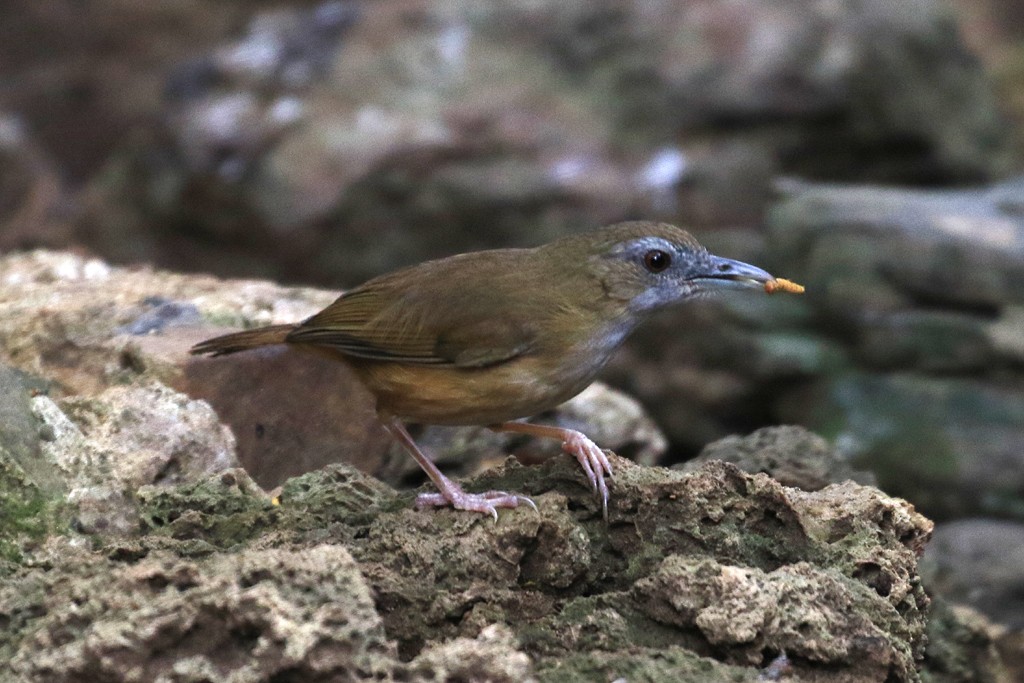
[415,487,537,521]
[562,430,613,520]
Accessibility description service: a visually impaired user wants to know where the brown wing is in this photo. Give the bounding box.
[285,253,540,368]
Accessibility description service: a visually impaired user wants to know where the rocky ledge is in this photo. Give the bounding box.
[0,250,1015,682]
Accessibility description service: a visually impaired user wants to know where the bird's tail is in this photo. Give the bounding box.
[190,324,295,357]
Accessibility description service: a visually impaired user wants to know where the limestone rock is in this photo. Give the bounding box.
[762,179,1024,521]
[2,543,396,682]
[683,425,874,491]
[30,383,237,535]
[1,456,941,682]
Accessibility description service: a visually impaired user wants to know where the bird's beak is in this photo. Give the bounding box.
[689,255,775,291]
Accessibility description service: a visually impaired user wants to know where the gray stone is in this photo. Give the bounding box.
[683,425,874,491]
[4,544,396,682]
[752,178,1024,523]
[117,298,202,335]
[767,179,1024,312]
[922,519,1024,630]
[987,305,1024,363]
[858,311,995,372]
[68,0,1011,286]
[0,364,62,495]
[922,599,1016,683]
[779,373,1024,520]
[32,383,239,535]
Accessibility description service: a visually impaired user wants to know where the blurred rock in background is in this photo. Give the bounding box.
[0,114,67,251]
[1,0,1011,284]
[950,0,1024,160]
[765,179,1024,521]
[2,0,1024,651]
[923,519,1024,630]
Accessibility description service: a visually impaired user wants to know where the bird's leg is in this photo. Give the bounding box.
[490,421,612,520]
[381,417,536,521]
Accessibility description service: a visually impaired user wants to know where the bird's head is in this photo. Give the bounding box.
[563,221,776,313]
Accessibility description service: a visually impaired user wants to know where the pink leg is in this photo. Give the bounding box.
[491,421,612,520]
[382,417,536,521]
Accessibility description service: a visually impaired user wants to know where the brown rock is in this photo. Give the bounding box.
[183,344,394,489]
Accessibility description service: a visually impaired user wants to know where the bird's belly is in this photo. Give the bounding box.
[353,355,601,426]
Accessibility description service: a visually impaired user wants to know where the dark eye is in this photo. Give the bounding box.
[643,249,671,273]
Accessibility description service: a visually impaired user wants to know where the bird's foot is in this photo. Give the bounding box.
[489,421,614,520]
[384,416,536,521]
[561,430,613,520]
[415,485,537,522]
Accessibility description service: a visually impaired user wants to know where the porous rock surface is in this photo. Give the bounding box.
[0,249,1009,682]
[3,456,933,682]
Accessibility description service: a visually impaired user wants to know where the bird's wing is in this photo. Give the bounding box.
[285,279,539,368]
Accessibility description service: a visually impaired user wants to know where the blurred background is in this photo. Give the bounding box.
[3,0,1024,633]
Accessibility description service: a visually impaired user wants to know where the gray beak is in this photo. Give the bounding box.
[690,255,775,291]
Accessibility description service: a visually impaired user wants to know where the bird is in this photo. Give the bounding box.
[191,221,797,520]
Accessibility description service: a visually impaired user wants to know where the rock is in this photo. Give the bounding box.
[987,305,1024,363]
[0,0,248,183]
[163,2,358,180]
[602,291,848,452]
[921,519,1024,629]
[0,113,66,252]
[0,363,62,495]
[760,179,1024,521]
[342,458,933,678]
[137,468,278,545]
[2,543,397,682]
[0,446,62,575]
[532,648,751,683]
[0,365,68,570]
[406,624,533,683]
[53,383,236,487]
[116,297,202,335]
[767,179,1024,315]
[0,248,342,495]
[634,557,909,677]
[947,0,1024,163]
[31,383,238,535]
[683,425,874,491]
[1,455,940,681]
[995,629,1024,683]
[63,0,1010,287]
[0,247,339,394]
[182,343,394,490]
[779,373,1024,520]
[858,311,996,373]
[922,599,1016,683]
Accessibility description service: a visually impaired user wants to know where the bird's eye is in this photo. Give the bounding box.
[643,249,671,273]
